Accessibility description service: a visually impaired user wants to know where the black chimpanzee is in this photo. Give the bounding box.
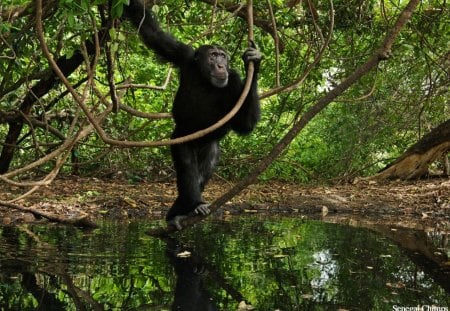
[124,0,261,229]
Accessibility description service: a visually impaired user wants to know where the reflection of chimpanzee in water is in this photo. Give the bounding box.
[124,0,262,229]
[166,242,218,311]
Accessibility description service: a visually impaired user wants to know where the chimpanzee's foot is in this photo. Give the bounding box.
[166,203,211,230]
[194,203,211,216]
[167,215,188,231]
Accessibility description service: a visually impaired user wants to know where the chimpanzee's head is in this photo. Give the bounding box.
[195,45,229,88]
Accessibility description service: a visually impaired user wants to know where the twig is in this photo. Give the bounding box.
[336,70,379,102]
[105,11,119,113]
[106,39,119,113]
[267,0,280,87]
[116,67,173,91]
[8,149,71,203]
[189,3,245,44]
[260,0,335,99]
[118,104,172,119]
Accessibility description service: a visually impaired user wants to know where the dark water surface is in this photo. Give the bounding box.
[0,217,449,310]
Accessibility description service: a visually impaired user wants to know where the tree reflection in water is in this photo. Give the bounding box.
[0,217,448,310]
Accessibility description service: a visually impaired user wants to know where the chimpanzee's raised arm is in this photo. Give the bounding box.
[123,0,195,67]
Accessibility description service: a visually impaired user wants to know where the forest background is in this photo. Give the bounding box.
[0,0,448,223]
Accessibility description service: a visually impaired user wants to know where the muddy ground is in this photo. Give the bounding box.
[1,177,449,231]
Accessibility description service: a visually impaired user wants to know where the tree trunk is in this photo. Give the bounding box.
[443,154,450,176]
[374,119,450,180]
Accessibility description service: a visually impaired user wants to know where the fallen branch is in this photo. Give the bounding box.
[372,119,450,180]
[0,200,98,228]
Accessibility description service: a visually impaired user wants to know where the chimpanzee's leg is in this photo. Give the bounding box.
[166,142,203,222]
[166,141,219,229]
[198,141,220,192]
[184,140,220,219]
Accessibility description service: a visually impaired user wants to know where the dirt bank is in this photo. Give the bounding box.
[1,177,449,231]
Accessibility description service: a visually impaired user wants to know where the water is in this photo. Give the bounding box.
[0,217,448,310]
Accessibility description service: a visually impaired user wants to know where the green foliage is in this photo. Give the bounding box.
[0,0,448,182]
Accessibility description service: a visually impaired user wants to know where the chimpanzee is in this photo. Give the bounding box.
[166,239,219,310]
[124,0,261,229]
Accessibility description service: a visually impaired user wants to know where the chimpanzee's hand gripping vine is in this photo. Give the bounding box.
[124,0,261,229]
